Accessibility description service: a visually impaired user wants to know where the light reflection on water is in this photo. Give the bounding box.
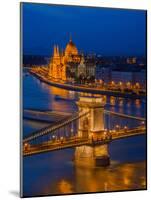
[23,148,146,196]
[23,73,146,197]
[46,163,146,195]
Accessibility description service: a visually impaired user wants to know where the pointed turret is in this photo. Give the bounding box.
[81,54,85,64]
[53,45,57,57]
[56,45,60,56]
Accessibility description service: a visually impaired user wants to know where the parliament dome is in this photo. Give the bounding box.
[65,38,78,56]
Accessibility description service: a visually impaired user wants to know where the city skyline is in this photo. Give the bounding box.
[22,3,146,56]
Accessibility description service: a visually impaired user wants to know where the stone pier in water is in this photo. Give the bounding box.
[75,95,110,167]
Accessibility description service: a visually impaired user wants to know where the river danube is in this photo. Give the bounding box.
[23,71,146,197]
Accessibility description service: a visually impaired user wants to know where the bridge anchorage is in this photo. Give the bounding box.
[23,95,146,167]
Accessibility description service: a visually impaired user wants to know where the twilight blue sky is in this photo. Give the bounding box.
[22,3,146,56]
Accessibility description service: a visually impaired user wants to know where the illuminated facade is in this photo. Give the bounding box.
[77,55,86,77]
[48,37,96,82]
[127,57,137,64]
[48,37,80,81]
[75,95,110,167]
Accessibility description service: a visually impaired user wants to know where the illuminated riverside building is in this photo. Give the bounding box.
[111,69,146,88]
[95,66,111,83]
[127,57,137,64]
[95,65,146,89]
[48,37,96,82]
[77,55,86,77]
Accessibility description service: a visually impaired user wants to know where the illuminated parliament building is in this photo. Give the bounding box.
[48,37,96,82]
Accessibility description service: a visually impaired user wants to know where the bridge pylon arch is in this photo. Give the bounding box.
[75,95,110,167]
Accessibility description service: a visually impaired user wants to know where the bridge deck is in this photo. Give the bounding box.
[23,127,146,157]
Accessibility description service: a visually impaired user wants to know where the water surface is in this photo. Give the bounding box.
[23,72,146,197]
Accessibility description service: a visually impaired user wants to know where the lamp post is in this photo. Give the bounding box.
[124,126,128,132]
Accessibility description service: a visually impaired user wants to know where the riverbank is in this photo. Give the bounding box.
[30,71,146,99]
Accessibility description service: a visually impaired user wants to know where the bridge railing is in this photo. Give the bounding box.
[23,125,146,156]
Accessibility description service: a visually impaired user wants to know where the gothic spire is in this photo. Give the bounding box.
[69,33,72,42]
[53,45,57,56]
[56,45,59,56]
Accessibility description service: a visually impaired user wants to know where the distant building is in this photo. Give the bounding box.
[48,37,96,82]
[133,70,146,88]
[111,69,146,88]
[111,70,133,84]
[127,57,137,64]
[85,57,96,77]
[77,55,86,77]
[23,55,48,67]
[95,66,111,83]
[48,38,80,81]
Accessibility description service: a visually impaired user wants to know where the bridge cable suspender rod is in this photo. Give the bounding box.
[104,110,146,121]
[23,111,89,143]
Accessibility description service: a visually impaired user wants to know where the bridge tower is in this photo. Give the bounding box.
[75,94,110,167]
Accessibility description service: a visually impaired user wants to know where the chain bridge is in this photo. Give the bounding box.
[23,95,146,166]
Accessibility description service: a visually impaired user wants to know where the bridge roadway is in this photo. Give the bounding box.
[23,110,145,143]
[23,126,146,156]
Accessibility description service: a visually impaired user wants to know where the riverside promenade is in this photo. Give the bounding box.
[30,70,146,99]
